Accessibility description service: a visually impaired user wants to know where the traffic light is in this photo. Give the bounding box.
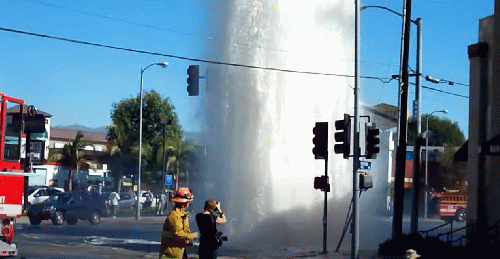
[187,65,199,96]
[314,175,330,192]
[312,122,328,159]
[334,113,351,159]
[25,112,46,133]
[365,123,380,159]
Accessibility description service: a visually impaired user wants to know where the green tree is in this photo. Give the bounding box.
[108,90,186,188]
[59,131,93,191]
[408,114,466,190]
[408,114,466,147]
[440,144,466,189]
[157,136,197,188]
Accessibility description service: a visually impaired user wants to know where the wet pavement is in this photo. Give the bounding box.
[13,215,417,258]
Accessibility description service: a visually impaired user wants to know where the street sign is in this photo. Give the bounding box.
[412,100,418,120]
[360,161,371,170]
[165,175,173,186]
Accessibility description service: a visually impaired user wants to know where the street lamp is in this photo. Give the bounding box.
[361,5,423,141]
[137,62,168,220]
[424,109,448,219]
[361,3,424,237]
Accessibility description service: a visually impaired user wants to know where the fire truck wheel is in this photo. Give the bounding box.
[456,209,466,222]
[52,211,64,225]
[28,215,41,225]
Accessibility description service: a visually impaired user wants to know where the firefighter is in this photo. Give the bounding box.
[159,187,198,259]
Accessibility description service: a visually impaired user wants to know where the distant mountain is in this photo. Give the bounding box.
[54,124,108,134]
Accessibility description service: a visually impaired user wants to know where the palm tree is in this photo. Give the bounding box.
[105,130,135,194]
[59,131,93,191]
[161,136,197,190]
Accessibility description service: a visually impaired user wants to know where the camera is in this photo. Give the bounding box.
[216,231,228,241]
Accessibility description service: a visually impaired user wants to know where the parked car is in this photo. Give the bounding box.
[27,191,108,226]
[138,191,156,208]
[27,186,64,208]
[118,193,136,210]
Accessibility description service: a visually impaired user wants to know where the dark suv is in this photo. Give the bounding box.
[27,191,107,225]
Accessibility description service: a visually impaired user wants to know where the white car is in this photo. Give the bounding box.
[28,186,65,207]
[138,191,156,207]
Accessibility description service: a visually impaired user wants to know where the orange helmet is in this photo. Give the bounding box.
[171,187,194,203]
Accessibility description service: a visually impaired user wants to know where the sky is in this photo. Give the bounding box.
[0,0,494,137]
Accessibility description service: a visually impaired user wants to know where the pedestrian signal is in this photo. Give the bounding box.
[314,176,330,192]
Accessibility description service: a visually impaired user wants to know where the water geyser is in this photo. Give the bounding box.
[200,0,355,236]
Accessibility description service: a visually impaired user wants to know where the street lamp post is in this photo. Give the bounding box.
[361,4,424,236]
[360,6,422,140]
[424,109,448,219]
[137,62,168,220]
[361,2,424,238]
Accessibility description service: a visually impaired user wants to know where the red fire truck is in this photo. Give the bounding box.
[0,93,26,256]
[438,190,467,222]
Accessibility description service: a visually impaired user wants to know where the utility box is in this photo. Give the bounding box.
[359,172,373,190]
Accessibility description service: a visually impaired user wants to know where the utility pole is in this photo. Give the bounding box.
[411,17,423,233]
[393,0,413,239]
[352,0,361,258]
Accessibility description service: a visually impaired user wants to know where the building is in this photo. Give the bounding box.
[465,4,500,247]
[6,105,52,165]
[48,127,111,188]
[365,103,451,214]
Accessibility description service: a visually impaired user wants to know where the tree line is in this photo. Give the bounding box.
[50,90,196,192]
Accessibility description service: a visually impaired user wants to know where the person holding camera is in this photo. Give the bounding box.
[159,187,199,259]
[196,199,227,259]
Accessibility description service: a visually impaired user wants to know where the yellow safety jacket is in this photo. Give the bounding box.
[159,207,196,258]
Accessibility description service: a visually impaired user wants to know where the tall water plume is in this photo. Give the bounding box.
[200,0,355,236]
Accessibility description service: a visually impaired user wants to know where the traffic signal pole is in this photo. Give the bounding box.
[323,156,328,254]
[352,0,361,258]
[312,122,329,254]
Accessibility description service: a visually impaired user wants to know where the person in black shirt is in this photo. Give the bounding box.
[195,199,227,259]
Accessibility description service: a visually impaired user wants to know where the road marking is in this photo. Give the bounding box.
[85,236,160,246]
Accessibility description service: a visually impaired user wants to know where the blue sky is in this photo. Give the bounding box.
[0,0,494,137]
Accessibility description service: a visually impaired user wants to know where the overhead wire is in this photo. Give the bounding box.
[24,0,471,89]
[0,26,354,77]
[0,26,469,99]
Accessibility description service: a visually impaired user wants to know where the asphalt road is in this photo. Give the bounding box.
[9,215,466,259]
[13,216,164,259]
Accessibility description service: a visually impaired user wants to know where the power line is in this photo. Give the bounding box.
[0,26,470,99]
[362,76,469,99]
[25,0,212,41]
[0,26,354,78]
[24,0,299,58]
[421,85,469,99]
